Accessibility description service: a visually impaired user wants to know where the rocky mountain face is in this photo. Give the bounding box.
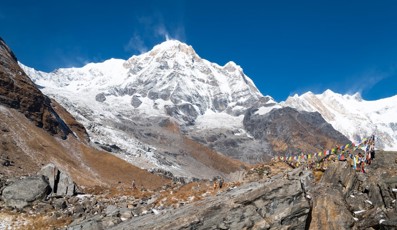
[0,37,75,139]
[20,40,351,174]
[283,90,397,151]
[243,106,351,154]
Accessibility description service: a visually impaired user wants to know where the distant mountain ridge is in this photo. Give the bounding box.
[283,90,397,150]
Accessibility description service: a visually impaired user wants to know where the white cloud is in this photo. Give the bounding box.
[345,70,389,95]
[124,13,186,54]
[125,33,148,54]
[155,24,170,41]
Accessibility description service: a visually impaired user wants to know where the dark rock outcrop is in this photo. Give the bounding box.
[0,37,72,138]
[131,95,142,108]
[243,106,351,155]
[95,93,106,102]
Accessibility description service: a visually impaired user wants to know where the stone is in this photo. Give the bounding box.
[95,93,106,102]
[34,202,54,214]
[105,205,119,217]
[356,208,387,229]
[38,163,59,194]
[380,218,397,228]
[101,217,121,228]
[73,204,85,215]
[368,182,385,208]
[1,175,50,209]
[320,161,357,197]
[310,187,355,230]
[37,163,76,196]
[131,95,142,108]
[57,171,76,196]
[119,208,132,221]
[67,215,104,230]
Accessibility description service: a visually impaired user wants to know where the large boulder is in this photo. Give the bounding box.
[37,163,76,196]
[1,175,50,209]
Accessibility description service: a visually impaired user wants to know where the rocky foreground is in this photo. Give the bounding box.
[0,151,396,229]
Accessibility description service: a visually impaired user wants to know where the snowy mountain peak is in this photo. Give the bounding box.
[284,90,397,150]
[21,40,267,124]
[223,61,242,73]
[144,39,199,61]
[153,39,193,52]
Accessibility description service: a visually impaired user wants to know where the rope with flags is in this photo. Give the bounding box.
[271,135,376,171]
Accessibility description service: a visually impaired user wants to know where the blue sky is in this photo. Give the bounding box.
[1,0,396,101]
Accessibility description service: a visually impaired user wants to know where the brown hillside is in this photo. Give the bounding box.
[0,106,169,190]
[160,119,249,177]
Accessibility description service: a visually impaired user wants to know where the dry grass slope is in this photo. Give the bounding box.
[0,106,170,190]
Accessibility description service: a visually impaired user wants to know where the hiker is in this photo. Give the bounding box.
[338,151,346,161]
[351,153,357,170]
[219,177,224,189]
[369,141,375,160]
[358,153,365,173]
[214,180,218,190]
[366,150,372,165]
[131,180,136,189]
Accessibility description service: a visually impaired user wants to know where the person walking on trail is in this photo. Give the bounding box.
[369,136,376,161]
[213,180,218,190]
[358,153,366,173]
[219,178,224,189]
[131,180,136,189]
[366,150,372,165]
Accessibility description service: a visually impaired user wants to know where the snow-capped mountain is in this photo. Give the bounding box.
[23,40,265,122]
[21,39,362,177]
[21,40,277,177]
[283,90,397,150]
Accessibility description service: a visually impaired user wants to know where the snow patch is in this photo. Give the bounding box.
[255,104,282,116]
[195,110,244,130]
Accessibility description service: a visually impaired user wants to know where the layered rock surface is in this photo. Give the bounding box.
[111,168,312,229]
[110,151,397,230]
[0,37,74,139]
